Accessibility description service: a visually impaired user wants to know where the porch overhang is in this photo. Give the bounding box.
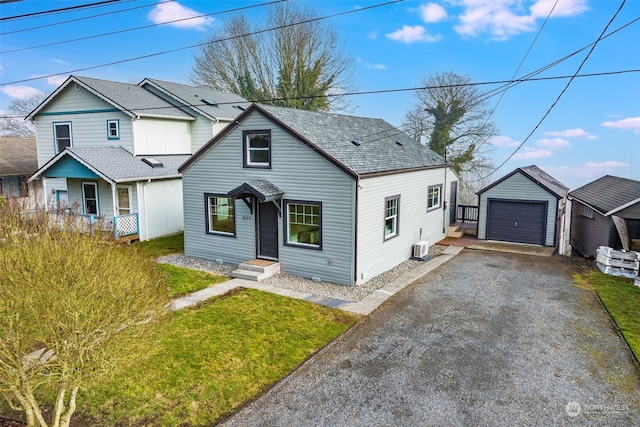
[30,150,113,184]
[228,179,284,215]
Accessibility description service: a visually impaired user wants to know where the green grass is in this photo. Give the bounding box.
[134,232,184,258]
[157,263,228,297]
[575,269,640,361]
[75,288,359,426]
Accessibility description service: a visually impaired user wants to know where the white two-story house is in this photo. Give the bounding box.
[28,75,248,240]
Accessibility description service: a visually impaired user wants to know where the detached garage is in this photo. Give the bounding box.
[477,165,568,247]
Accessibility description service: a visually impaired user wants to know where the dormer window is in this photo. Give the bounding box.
[243,130,271,169]
[107,119,120,140]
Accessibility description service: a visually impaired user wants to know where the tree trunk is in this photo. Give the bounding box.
[52,386,66,427]
[59,387,78,427]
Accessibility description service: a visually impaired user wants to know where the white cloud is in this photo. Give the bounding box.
[148,1,212,30]
[512,147,552,160]
[386,25,441,43]
[51,58,68,64]
[530,0,589,18]
[536,138,570,149]
[544,128,597,140]
[489,135,520,147]
[601,116,640,134]
[47,75,67,87]
[454,0,588,40]
[1,85,44,100]
[419,3,447,23]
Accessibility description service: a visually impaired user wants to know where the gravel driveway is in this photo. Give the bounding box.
[221,249,640,426]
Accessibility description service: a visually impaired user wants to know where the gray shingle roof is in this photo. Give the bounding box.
[478,164,568,198]
[520,165,568,198]
[228,179,284,202]
[0,136,37,177]
[71,76,194,119]
[257,104,446,175]
[569,175,640,215]
[140,78,249,121]
[34,146,188,183]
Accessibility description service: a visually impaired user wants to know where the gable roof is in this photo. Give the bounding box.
[478,165,568,198]
[139,78,250,122]
[0,136,37,177]
[30,146,188,184]
[569,175,640,216]
[180,103,447,177]
[27,75,195,121]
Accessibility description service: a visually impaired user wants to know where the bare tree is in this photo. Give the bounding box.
[0,198,170,427]
[403,72,497,175]
[0,95,45,137]
[190,2,352,111]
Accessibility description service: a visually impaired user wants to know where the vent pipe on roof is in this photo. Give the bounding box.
[351,139,362,146]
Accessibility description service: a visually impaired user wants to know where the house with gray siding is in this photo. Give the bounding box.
[569,175,640,258]
[179,104,457,286]
[0,136,42,203]
[477,165,568,249]
[26,75,247,240]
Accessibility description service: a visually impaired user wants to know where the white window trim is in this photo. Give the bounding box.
[243,130,271,168]
[107,119,120,140]
[53,122,72,154]
[428,184,442,211]
[206,194,235,236]
[384,195,400,241]
[82,182,99,215]
[285,200,322,249]
[116,185,132,215]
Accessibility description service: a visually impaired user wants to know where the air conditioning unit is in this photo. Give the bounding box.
[413,241,429,259]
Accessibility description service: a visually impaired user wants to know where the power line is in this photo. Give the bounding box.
[1,0,286,54]
[0,0,403,86]
[2,69,638,120]
[474,0,628,182]
[0,0,171,35]
[0,0,125,21]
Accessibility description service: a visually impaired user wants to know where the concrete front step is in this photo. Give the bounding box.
[231,259,280,281]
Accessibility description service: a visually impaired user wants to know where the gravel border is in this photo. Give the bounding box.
[157,245,446,303]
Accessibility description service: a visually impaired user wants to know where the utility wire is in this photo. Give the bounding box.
[473,0,628,182]
[1,0,286,54]
[0,0,172,35]
[0,0,125,21]
[0,0,403,86]
[2,69,638,120]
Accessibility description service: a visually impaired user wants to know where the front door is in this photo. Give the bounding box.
[257,202,279,260]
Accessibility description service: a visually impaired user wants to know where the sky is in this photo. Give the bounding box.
[1,0,638,190]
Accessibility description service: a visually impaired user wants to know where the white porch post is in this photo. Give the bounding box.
[111,183,118,217]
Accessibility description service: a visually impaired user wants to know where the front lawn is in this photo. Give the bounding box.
[134,232,184,258]
[574,269,640,361]
[157,263,228,297]
[75,288,359,426]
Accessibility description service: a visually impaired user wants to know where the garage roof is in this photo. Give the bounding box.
[569,175,640,216]
[478,165,568,198]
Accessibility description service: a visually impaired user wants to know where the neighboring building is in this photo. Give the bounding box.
[476,165,568,248]
[0,136,43,207]
[179,103,458,286]
[569,175,640,258]
[27,75,248,240]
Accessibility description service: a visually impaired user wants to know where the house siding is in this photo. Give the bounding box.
[617,202,640,219]
[182,110,356,285]
[356,168,456,284]
[137,178,183,241]
[34,84,133,165]
[478,172,558,246]
[67,178,114,219]
[570,200,611,258]
[132,118,191,155]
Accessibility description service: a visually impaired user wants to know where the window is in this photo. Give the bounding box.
[117,186,131,215]
[205,194,235,236]
[384,195,400,240]
[428,185,442,210]
[107,119,120,140]
[82,182,98,215]
[54,122,72,154]
[243,130,271,168]
[285,200,321,248]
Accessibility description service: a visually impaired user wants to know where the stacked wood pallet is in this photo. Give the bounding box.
[596,246,639,280]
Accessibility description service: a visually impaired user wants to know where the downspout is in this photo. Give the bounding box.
[442,151,448,234]
[353,177,360,287]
